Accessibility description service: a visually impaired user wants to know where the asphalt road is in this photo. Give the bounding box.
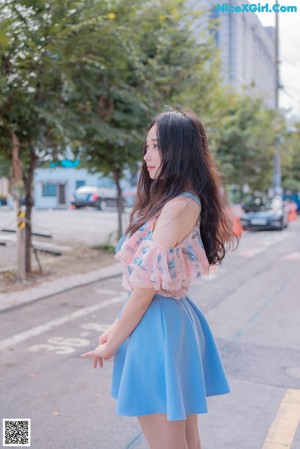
[1,219,300,449]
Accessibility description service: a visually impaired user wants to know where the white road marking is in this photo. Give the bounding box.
[201,266,226,282]
[95,289,119,295]
[80,322,111,332]
[29,343,75,355]
[28,324,112,356]
[47,336,89,347]
[238,232,290,258]
[0,294,126,351]
[29,336,90,355]
[202,272,219,281]
[286,366,300,380]
[282,251,300,261]
[79,331,91,337]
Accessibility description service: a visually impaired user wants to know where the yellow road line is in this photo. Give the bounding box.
[262,389,300,449]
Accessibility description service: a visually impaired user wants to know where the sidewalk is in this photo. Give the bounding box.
[0,262,122,312]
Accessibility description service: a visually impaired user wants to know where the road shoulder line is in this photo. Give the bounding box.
[262,388,300,449]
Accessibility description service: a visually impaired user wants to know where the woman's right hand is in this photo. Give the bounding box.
[98,325,114,360]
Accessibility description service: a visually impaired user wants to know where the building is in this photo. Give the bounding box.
[33,161,133,209]
[34,162,111,209]
[0,177,9,199]
[193,0,276,108]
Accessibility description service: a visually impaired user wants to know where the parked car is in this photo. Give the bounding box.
[0,196,7,206]
[240,196,289,231]
[71,185,120,210]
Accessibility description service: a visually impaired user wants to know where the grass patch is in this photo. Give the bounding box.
[2,270,17,281]
[91,244,115,253]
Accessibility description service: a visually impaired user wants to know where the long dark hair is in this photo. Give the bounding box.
[125,108,238,265]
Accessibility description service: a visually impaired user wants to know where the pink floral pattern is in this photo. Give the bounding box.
[115,215,210,300]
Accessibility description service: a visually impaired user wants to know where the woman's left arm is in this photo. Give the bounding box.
[80,286,156,363]
[105,286,156,355]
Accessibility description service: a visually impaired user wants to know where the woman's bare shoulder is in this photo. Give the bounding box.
[162,195,200,215]
[152,196,200,247]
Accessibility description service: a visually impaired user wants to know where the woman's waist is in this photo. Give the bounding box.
[126,290,188,302]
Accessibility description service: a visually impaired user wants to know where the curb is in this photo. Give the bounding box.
[0,263,123,313]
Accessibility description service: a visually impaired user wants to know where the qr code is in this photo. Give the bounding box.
[3,419,31,447]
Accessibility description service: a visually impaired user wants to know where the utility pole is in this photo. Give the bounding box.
[273,12,282,196]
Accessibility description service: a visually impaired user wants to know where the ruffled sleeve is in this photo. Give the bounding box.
[115,234,209,292]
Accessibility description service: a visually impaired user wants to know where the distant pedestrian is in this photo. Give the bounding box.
[81,108,238,449]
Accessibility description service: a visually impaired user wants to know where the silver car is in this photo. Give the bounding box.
[71,185,120,210]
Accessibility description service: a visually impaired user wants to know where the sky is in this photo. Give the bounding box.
[256,5,300,120]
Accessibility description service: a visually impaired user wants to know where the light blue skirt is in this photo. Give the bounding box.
[111,293,231,421]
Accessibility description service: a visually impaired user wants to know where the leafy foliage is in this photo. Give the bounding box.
[282,122,300,192]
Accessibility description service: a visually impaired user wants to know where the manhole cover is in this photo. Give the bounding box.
[286,366,300,379]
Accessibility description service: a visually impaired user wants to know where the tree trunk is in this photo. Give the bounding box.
[23,152,39,273]
[112,168,124,240]
[8,128,23,188]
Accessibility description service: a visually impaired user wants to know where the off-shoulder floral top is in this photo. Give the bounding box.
[114,192,210,300]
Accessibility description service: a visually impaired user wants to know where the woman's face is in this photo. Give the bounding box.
[143,124,162,179]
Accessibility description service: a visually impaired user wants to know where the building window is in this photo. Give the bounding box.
[76,180,86,189]
[42,183,56,197]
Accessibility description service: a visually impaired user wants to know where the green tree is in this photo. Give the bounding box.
[282,122,300,192]
[210,96,285,194]
[0,0,139,271]
[0,153,10,178]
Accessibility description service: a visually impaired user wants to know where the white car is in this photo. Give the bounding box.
[71,185,120,210]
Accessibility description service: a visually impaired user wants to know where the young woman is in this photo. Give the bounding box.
[81,108,238,449]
